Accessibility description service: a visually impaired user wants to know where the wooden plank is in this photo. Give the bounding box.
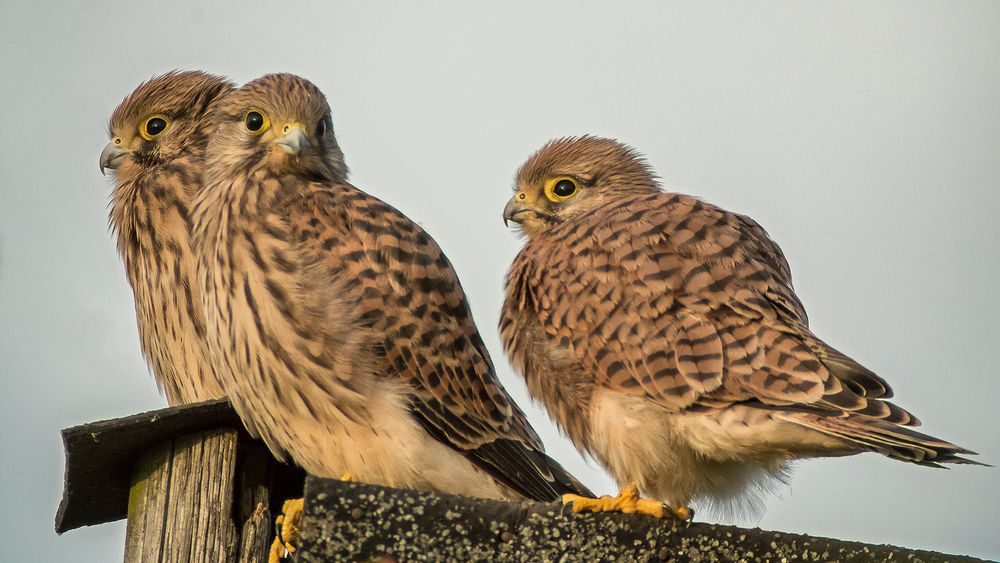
[298,477,987,563]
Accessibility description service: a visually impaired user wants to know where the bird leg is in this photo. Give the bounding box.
[268,498,303,563]
[268,473,353,562]
[562,482,693,520]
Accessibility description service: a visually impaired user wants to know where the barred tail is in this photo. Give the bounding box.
[782,412,987,468]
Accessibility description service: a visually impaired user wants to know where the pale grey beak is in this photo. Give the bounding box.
[503,198,533,227]
[99,142,129,175]
[276,124,309,155]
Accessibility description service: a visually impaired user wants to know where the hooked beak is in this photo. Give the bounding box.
[503,197,534,227]
[275,123,309,155]
[99,142,130,175]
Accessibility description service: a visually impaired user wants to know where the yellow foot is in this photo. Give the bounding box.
[268,498,304,563]
[562,483,692,521]
[671,504,694,521]
[266,474,354,562]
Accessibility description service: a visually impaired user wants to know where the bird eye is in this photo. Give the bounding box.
[244,110,270,134]
[139,115,169,141]
[316,116,330,136]
[544,177,580,202]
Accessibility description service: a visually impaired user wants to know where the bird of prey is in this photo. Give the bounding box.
[101,71,234,405]
[500,135,983,520]
[190,74,590,557]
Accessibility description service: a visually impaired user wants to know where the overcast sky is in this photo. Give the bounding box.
[1,1,998,561]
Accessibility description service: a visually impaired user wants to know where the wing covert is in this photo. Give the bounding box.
[293,184,591,500]
[507,191,914,424]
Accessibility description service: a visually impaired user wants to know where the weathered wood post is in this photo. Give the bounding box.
[55,400,303,563]
[123,427,239,561]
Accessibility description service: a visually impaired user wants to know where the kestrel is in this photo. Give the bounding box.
[101,71,233,405]
[500,135,983,520]
[189,74,591,557]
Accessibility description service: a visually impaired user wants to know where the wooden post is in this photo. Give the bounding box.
[123,429,240,562]
[234,444,278,563]
[55,401,303,563]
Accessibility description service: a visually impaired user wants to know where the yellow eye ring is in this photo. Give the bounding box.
[244,109,270,135]
[139,115,169,141]
[543,176,580,202]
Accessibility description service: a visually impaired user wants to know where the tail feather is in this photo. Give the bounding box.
[782,412,988,467]
[805,335,922,426]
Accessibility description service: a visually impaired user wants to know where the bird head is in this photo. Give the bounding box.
[207,73,348,183]
[503,135,660,237]
[101,71,233,183]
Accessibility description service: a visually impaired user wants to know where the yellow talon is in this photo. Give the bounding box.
[268,498,304,563]
[266,473,356,562]
[672,504,694,521]
[562,482,691,521]
[268,537,285,563]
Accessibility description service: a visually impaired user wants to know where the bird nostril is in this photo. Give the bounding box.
[283,125,289,133]
[114,138,122,145]
[518,193,526,200]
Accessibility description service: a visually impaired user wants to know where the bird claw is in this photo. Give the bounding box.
[671,504,694,521]
[268,498,304,563]
[267,473,353,562]
[562,482,692,521]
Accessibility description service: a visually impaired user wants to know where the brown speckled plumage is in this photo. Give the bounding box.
[103,71,233,404]
[501,136,981,515]
[190,74,589,502]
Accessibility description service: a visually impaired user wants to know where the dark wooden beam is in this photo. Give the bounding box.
[297,477,987,563]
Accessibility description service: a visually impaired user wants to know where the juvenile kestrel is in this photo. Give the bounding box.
[500,135,982,520]
[190,74,590,527]
[101,71,233,405]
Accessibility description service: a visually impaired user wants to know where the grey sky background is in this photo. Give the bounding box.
[1,1,998,561]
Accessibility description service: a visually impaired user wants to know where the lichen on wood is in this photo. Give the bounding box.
[298,477,985,563]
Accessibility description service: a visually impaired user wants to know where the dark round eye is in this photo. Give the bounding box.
[544,177,581,202]
[553,179,577,197]
[140,115,169,140]
[146,117,166,136]
[245,111,265,132]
